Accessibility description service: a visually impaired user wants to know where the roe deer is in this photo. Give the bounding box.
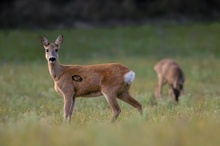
[154,59,185,102]
[40,35,142,123]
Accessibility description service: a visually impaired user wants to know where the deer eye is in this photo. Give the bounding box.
[55,49,58,52]
[45,49,49,52]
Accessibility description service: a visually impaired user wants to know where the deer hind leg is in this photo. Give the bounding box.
[117,91,142,115]
[155,75,167,98]
[102,91,121,123]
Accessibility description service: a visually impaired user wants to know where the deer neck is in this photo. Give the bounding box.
[48,60,63,80]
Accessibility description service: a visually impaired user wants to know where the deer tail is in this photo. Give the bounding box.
[124,71,135,84]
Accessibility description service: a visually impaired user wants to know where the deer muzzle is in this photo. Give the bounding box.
[49,57,56,62]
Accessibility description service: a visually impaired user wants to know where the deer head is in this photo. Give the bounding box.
[41,35,63,64]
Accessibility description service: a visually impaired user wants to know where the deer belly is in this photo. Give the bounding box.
[75,89,103,97]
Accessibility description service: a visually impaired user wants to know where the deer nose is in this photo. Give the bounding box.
[49,57,56,62]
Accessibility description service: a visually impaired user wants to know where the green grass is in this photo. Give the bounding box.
[1,23,220,146]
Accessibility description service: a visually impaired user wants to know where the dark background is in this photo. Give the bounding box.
[1,0,220,29]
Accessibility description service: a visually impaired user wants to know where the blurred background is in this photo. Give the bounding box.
[1,0,220,29]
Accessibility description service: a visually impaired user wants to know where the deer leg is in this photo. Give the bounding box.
[117,91,142,115]
[168,84,175,98]
[63,93,74,122]
[155,75,166,98]
[69,97,76,118]
[102,91,121,123]
[180,84,184,96]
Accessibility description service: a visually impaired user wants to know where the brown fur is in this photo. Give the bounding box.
[41,35,142,122]
[154,59,185,102]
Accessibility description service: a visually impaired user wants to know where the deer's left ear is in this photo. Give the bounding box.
[41,35,49,46]
[55,35,63,46]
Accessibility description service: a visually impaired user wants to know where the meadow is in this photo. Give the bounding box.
[0,23,220,146]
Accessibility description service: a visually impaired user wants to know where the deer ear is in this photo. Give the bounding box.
[41,35,49,46]
[55,35,63,46]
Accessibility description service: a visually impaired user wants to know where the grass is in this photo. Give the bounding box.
[1,22,220,146]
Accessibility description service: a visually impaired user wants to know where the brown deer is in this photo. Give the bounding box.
[40,35,142,123]
[154,59,185,102]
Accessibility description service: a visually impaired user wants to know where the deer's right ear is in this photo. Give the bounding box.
[41,35,49,46]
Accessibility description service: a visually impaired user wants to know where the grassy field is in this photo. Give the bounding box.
[0,23,220,146]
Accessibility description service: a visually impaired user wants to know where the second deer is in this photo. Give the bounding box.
[154,59,185,102]
[40,35,142,123]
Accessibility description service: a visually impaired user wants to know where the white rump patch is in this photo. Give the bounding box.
[124,71,135,84]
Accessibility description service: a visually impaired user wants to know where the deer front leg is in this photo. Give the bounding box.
[62,91,75,122]
[63,97,72,122]
[168,85,175,98]
[69,97,76,117]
